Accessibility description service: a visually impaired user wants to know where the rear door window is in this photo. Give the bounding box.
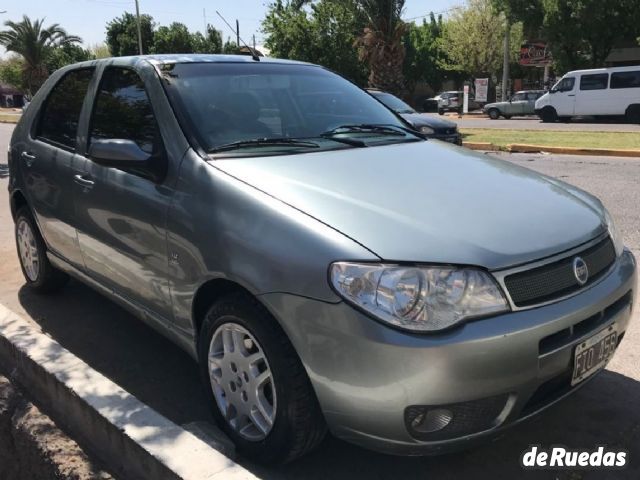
[90,67,161,155]
[37,68,94,150]
[610,71,640,89]
[580,74,609,91]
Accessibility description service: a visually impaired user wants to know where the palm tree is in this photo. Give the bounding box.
[0,15,81,94]
[354,0,407,95]
[292,0,407,95]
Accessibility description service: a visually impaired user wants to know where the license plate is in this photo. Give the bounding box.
[571,325,617,386]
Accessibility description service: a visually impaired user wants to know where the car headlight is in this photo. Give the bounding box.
[330,262,509,332]
[603,208,624,257]
[419,126,435,134]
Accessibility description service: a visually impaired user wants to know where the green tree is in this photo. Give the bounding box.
[263,0,367,85]
[45,43,93,72]
[106,12,154,56]
[0,55,24,89]
[90,43,111,58]
[354,0,407,95]
[491,0,543,38]
[0,15,81,94]
[152,22,193,53]
[441,0,522,78]
[222,38,239,54]
[403,13,448,93]
[192,26,223,54]
[543,0,640,72]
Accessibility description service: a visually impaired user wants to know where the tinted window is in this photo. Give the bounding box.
[37,69,94,149]
[371,92,415,113]
[160,63,405,152]
[553,77,575,92]
[90,68,160,154]
[610,71,640,89]
[580,73,609,91]
[526,92,541,100]
[511,93,525,101]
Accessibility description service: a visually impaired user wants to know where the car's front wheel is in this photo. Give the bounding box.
[488,108,500,120]
[14,206,69,293]
[198,292,326,464]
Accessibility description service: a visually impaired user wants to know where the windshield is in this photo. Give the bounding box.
[160,62,414,154]
[370,92,415,114]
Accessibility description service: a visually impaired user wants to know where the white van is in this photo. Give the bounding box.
[535,66,640,123]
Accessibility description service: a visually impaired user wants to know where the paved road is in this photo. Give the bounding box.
[1,123,640,479]
[426,113,640,132]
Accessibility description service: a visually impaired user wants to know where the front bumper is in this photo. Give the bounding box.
[260,249,636,455]
[430,133,462,146]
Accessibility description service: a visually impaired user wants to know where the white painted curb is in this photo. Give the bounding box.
[0,302,258,480]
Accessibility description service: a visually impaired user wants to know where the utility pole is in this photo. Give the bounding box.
[135,0,143,55]
[236,19,240,47]
[203,8,207,34]
[252,34,256,51]
[501,20,510,102]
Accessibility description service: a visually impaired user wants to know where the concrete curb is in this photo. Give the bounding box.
[0,302,257,480]
[0,115,20,124]
[462,141,640,158]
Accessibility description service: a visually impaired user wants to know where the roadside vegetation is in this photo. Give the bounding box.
[461,128,640,150]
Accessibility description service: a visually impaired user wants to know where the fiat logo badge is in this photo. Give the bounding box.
[573,257,589,285]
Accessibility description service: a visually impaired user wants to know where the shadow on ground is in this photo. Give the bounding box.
[17,280,640,480]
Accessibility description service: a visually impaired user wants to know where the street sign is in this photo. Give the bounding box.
[474,78,488,102]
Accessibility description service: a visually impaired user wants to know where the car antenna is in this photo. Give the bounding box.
[215,11,260,61]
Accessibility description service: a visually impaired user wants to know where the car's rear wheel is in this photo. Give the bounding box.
[488,108,500,120]
[198,292,326,464]
[15,207,69,293]
[438,108,445,115]
[540,107,558,123]
[626,105,640,124]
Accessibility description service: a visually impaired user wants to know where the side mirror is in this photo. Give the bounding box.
[89,138,151,166]
[89,138,166,182]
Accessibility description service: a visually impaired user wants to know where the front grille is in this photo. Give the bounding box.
[504,237,616,307]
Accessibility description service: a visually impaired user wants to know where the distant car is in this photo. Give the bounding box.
[367,89,462,145]
[435,91,481,115]
[483,90,545,119]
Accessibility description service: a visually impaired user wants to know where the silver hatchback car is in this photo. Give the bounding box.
[8,55,637,464]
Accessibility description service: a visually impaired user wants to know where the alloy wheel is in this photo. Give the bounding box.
[16,218,40,282]
[208,322,277,441]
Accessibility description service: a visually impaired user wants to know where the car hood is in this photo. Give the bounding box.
[483,102,505,109]
[212,141,606,270]
[400,113,457,129]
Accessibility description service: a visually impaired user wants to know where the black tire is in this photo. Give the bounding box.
[488,109,500,120]
[503,115,511,120]
[14,206,69,293]
[438,108,445,115]
[198,292,326,464]
[626,105,640,124]
[541,107,558,123]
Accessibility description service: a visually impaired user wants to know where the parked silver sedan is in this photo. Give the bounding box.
[483,90,546,119]
[8,55,637,464]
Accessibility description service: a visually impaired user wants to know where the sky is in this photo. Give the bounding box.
[0,0,462,54]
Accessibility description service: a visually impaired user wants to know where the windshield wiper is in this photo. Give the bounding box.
[322,124,409,137]
[208,138,320,153]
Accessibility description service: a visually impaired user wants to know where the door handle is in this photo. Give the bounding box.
[74,174,95,189]
[568,94,575,97]
[21,151,36,167]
